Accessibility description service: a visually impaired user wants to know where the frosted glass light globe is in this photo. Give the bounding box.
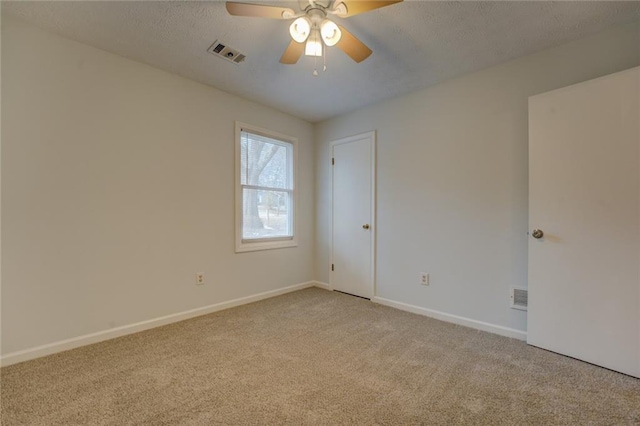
[305,33,323,57]
[290,17,311,43]
[320,19,341,47]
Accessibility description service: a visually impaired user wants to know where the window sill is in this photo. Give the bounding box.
[235,239,298,253]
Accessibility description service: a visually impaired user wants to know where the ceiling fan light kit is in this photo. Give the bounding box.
[291,11,341,56]
[226,0,403,71]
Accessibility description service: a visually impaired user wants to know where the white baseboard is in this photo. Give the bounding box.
[312,281,331,291]
[1,281,318,367]
[372,296,527,341]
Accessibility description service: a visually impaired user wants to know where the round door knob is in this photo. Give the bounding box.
[531,229,544,239]
[362,224,370,230]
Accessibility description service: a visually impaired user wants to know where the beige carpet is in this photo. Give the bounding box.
[2,288,639,425]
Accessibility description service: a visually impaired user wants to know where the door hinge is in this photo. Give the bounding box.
[331,264,334,271]
[332,158,334,165]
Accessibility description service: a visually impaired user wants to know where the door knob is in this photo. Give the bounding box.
[531,229,544,239]
[362,224,370,230]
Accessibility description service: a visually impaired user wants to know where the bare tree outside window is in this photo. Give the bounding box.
[240,130,293,241]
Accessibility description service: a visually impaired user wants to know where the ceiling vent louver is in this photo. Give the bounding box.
[212,43,225,53]
[510,287,528,311]
[207,40,246,64]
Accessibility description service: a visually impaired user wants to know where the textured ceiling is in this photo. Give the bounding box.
[3,1,640,122]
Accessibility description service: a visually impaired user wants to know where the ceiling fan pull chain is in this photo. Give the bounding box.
[313,55,319,76]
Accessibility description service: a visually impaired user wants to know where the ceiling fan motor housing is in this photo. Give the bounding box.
[301,0,333,12]
[307,8,327,27]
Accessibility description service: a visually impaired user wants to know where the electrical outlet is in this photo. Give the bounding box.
[420,272,429,286]
[196,272,205,286]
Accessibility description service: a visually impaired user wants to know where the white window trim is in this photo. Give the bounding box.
[235,121,298,253]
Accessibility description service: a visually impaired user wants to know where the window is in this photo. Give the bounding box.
[235,122,297,252]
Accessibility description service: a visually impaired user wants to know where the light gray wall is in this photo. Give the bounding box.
[0,5,4,359]
[3,14,639,356]
[315,21,640,333]
[1,16,315,355]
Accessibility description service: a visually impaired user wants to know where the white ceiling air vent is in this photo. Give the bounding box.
[207,40,246,64]
[510,287,528,311]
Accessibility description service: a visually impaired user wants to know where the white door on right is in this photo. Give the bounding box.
[528,67,640,378]
[331,132,375,299]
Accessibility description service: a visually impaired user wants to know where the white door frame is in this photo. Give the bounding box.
[329,131,377,298]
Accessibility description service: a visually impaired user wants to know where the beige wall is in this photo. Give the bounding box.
[1,16,315,355]
[315,21,640,333]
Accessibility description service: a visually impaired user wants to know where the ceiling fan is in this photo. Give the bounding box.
[226,0,403,67]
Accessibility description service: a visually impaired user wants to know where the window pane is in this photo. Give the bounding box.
[240,132,291,189]
[242,188,291,240]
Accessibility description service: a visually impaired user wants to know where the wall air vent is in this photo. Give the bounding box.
[207,40,246,64]
[510,287,528,311]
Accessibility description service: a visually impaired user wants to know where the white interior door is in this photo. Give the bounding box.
[528,67,640,378]
[331,132,375,299]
